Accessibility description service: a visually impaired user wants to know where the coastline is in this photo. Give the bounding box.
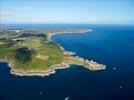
[47,29,93,41]
[0,59,70,77]
[0,57,106,77]
[0,28,106,77]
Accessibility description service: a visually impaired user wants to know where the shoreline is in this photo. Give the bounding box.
[0,56,106,77]
[0,59,70,77]
[47,29,93,41]
[0,28,106,77]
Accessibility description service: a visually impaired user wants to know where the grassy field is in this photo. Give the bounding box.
[0,42,4,45]
[15,38,42,49]
[0,35,65,70]
[26,42,64,70]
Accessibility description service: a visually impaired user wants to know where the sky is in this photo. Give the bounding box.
[0,0,134,24]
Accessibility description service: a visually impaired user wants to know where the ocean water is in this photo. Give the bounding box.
[0,24,134,100]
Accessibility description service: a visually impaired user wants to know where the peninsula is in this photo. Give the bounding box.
[0,28,106,76]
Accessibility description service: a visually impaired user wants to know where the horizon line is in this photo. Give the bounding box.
[1,22,134,25]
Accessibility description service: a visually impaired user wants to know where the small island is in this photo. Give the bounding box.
[0,28,106,76]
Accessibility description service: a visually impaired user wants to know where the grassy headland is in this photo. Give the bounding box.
[0,28,106,76]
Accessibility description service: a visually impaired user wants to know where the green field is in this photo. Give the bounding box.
[0,33,65,70]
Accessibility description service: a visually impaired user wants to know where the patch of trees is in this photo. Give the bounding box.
[15,47,33,63]
[19,33,47,38]
[6,42,15,48]
[3,40,16,47]
[19,33,33,37]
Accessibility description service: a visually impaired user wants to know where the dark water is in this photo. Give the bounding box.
[0,24,134,100]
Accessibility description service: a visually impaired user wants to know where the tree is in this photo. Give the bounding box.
[15,47,33,63]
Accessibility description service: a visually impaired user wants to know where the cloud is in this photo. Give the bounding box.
[9,6,31,12]
[0,11,11,17]
[18,6,31,11]
[0,6,31,17]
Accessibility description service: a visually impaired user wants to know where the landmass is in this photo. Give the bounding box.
[0,28,106,76]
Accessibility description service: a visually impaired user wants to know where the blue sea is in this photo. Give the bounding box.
[0,24,134,100]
